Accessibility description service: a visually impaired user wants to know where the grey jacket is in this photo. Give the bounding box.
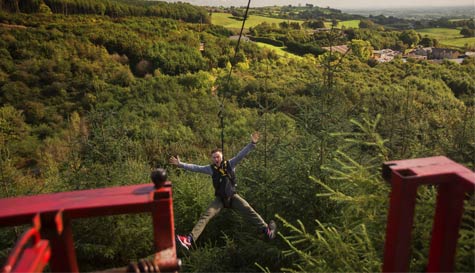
[178,142,256,175]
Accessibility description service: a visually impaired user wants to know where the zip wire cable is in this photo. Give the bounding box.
[219,0,252,159]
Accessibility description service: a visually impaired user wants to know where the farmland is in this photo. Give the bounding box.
[417,27,475,49]
[211,12,303,30]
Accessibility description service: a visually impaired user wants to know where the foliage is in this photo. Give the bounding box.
[460,28,475,38]
[349,39,373,61]
[0,7,474,273]
[277,116,389,272]
[249,36,284,47]
[400,29,421,47]
[359,19,375,29]
[0,0,210,23]
[211,12,302,31]
[285,41,325,56]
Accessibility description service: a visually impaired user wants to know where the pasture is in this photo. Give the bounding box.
[212,12,360,32]
[211,12,303,30]
[254,42,303,60]
[417,27,475,49]
[335,20,360,29]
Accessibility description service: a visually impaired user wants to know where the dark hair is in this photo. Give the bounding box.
[211,148,222,155]
[150,168,167,189]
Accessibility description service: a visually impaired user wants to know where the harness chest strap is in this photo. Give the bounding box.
[213,161,228,176]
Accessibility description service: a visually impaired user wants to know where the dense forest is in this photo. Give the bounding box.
[0,0,211,22]
[0,1,474,272]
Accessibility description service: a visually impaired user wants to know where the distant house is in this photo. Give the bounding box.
[373,49,402,62]
[431,48,461,59]
[409,47,432,57]
[405,53,428,61]
[464,51,475,58]
[407,47,461,60]
[322,45,349,55]
[430,58,465,64]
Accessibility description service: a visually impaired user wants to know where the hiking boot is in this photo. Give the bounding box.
[265,220,277,240]
[176,234,192,250]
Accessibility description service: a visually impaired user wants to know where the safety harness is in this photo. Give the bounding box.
[211,160,236,208]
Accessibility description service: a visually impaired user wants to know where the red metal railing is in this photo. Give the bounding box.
[382,156,475,272]
[2,156,474,272]
[0,181,179,273]
[2,224,50,273]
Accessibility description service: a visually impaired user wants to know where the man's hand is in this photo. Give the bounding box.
[251,132,260,144]
[169,155,180,166]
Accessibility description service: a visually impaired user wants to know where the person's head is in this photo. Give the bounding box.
[211,148,223,166]
[151,167,167,189]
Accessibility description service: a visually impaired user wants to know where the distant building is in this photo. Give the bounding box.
[373,49,402,62]
[409,47,432,57]
[464,51,475,58]
[430,58,465,64]
[406,47,461,60]
[405,53,428,61]
[431,48,461,59]
[322,45,349,55]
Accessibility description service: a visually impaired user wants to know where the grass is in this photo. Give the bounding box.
[254,42,302,60]
[324,20,360,29]
[212,12,360,32]
[211,12,303,31]
[211,12,304,60]
[417,27,475,49]
[338,20,360,29]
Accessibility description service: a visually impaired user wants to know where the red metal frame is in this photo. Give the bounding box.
[4,156,471,272]
[382,156,475,272]
[2,226,51,273]
[0,182,179,272]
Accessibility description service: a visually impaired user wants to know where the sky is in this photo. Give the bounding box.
[314,0,474,9]
[164,0,475,9]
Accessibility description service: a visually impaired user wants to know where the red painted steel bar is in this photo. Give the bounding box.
[382,173,419,272]
[39,211,79,272]
[382,156,475,272]
[0,182,180,272]
[152,182,180,271]
[0,184,164,226]
[2,227,50,273]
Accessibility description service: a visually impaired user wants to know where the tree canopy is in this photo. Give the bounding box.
[0,4,474,273]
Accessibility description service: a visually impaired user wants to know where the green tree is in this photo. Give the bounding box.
[349,39,373,62]
[278,115,390,272]
[359,19,375,29]
[400,30,420,47]
[38,2,52,14]
[460,28,475,38]
[419,36,434,47]
[304,20,325,29]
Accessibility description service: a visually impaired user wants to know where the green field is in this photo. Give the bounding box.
[417,27,475,49]
[255,42,303,60]
[212,12,360,31]
[337,20,360,29]
[323,20,360,29]
[212,12,303,30]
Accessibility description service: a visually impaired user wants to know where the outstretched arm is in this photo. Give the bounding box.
[229,132,259,168]
[169,155,213,175]
[169,155,180,166]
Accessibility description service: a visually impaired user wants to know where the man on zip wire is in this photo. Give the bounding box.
[169,132,277,250]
